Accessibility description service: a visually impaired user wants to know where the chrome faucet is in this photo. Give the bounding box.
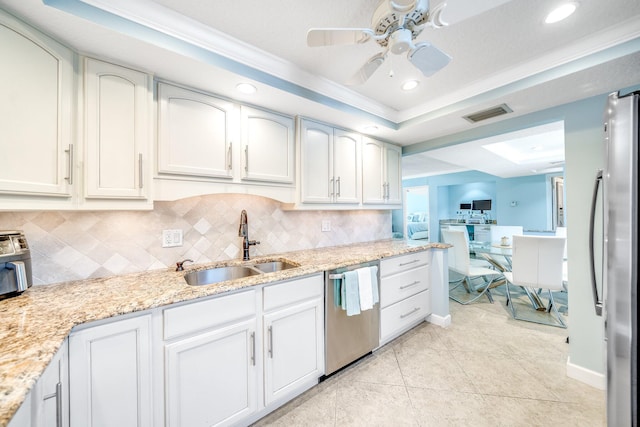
[239,209,260,261]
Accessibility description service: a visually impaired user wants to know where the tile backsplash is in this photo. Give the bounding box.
[1,194,392,285]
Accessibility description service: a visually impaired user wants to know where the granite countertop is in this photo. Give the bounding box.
[0,239,449,426]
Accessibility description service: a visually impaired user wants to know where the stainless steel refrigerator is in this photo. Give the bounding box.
[591,90,638,426]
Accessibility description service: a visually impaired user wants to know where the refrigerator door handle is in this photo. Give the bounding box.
[589,168,604,316]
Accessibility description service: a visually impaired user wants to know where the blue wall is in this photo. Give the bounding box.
[402,170,558,240]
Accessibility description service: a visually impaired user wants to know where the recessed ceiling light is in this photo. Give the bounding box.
[401,79,419,91]
[545,2,578,24]
[236,83,257,94]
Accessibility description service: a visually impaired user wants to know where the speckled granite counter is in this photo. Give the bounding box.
[0,239,448,426]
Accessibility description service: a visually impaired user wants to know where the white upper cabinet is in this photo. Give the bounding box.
[299,119,360,204]
[0,11,74,198]
[241,106,294,184]
[300,120,332,203]
[84,58,152,200]
[362,137,402,206]
[157,82,234,179]
[333,129,361,204]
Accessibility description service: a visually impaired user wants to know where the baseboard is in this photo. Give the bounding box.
[566,356,606,390]
[427,313,451,328]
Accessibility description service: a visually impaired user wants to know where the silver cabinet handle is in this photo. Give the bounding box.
[400,280,421,290]
[244,146,249,172]
[138,153,143,189]
[329,177,334,197]
[250,332,256,366]
[64,144,73,184]
[268,326,273,358]
[336,176,341,197]
[399,259,420,267]
[400,307,421,319]
[56,382,62,427]
[228,143,233,170]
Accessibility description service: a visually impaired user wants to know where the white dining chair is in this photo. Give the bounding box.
[448,225,493,269]
[503,235,567,328]
[442,229,504,305]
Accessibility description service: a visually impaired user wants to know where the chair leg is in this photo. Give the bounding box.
[505,283,566,328]
[449,275,501,305]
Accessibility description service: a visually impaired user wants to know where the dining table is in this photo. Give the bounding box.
[470,241,547,310]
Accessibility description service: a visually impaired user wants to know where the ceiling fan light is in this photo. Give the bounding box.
[402,79,420,91]
[545,2,578,24]
[389,28,413,54]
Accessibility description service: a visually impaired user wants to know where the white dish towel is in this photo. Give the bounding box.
[357,266,374,311]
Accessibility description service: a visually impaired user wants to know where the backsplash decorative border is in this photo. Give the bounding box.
[1,194,391,285]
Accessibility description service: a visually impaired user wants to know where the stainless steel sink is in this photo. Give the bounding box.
[251,260,299,273]
[184,266,261,286]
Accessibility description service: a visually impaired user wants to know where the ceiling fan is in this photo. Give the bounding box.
[307,0,512,85]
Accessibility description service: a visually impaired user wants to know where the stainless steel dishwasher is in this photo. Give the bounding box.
[324,260,380,376]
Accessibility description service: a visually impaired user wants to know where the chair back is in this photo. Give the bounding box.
[490,225,523,245]
[442,229,471,275]
[449,225,471,246]
[555,226,568,259]
[511,235,566,291]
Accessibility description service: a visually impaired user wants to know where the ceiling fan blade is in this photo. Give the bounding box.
[408,42,452,77]
[307,28,374,47]
[434,0,512,26]
[346,52,387,85]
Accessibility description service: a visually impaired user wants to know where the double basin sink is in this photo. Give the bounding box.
[184,260,299,286]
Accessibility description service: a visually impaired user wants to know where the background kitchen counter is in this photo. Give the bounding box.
[0,239,448,426]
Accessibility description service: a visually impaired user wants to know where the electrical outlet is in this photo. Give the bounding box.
[321,220,331,232]
[162,229,183,248]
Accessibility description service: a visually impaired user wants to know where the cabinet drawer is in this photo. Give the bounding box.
[380,251,429,277]
[380,265,429,308]
[163,289,256,340]
[263,274,323,312]
[380,290,430,343]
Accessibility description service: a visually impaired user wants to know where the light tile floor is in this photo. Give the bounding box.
[253,297,605,426]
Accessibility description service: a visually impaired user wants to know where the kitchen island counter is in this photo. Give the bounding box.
[0,239,449,426]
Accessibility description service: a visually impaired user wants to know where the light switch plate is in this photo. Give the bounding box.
[321,220,331,232]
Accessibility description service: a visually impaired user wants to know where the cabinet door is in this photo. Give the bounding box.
[300,120,333,203]
[165,319,258,427]
[69,315,153,427]
[385,143,402,205]
[34,342,69,427]
[0,13,73,197]
[85,58,151,199]
[333,129,361,204]
[241,106,294,184]
[362,137,385,204]
[263,298,323,406]
[157,83,233,179]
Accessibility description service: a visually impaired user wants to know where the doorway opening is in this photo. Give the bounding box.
[403,186,430,241]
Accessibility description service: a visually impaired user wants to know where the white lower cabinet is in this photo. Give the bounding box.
[380,251,431,345]
[162,290,258,427]
[68,314,153,427]
[262,275,324,407]
[8,341,69,427]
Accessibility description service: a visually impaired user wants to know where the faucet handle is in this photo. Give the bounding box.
[176,259,193,271]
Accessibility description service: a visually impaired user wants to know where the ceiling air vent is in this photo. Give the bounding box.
[463,104,513,123]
